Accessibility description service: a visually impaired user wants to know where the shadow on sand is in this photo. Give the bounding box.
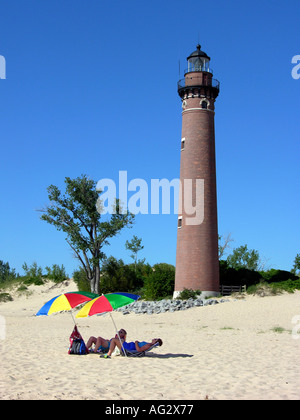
[145,353,193,359]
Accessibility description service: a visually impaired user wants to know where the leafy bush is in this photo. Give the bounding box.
[45,264,68,283]
[260,269,298,283]
[270,278,300,293]
[220,260,261,288]
[177,288,201,300]
[73,267,90,292]
[100,257,137,294]
[247,279,300,295]
[143,263,175,301]
[129,261,152,292]
[73,259,152,294]
[220,259,300,291]
[22,262,44,286]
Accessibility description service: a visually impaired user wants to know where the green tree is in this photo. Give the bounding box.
[291,253,300,275]
[73,266,92,292]
[0,260,17,284]
[39,175,134,294]
[143,263,175,300]
[125,235,144,271]
[226,245,260,271]
[100,257,136,293]
[218,233,233,260]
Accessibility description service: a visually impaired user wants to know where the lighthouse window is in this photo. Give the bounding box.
[178,217,182,228]
[181,137,185,151]
[201,101,208,109]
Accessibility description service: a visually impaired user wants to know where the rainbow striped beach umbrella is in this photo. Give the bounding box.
[36,291,98,317]
[76,292,140,318]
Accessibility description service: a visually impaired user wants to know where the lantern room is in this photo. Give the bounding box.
[186,44,211,73]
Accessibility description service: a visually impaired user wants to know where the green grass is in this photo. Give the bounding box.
[247,279,300,296]
[220,327,235,330]
[271,326,287,334]
[0,292,13,302]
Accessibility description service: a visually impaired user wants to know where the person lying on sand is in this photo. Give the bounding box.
[86,329,127,354]
[102,338,163,358]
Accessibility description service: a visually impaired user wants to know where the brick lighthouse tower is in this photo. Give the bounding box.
[174,44,220,298]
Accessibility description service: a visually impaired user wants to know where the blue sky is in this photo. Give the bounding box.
[0,0,299,276]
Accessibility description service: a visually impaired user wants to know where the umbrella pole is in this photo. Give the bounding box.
[109,313,127,358]
[70,310,77,326]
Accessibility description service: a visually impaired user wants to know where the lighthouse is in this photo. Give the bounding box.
[174,44,220,298]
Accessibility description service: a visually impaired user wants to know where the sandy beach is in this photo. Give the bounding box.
[0,280,300,400]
